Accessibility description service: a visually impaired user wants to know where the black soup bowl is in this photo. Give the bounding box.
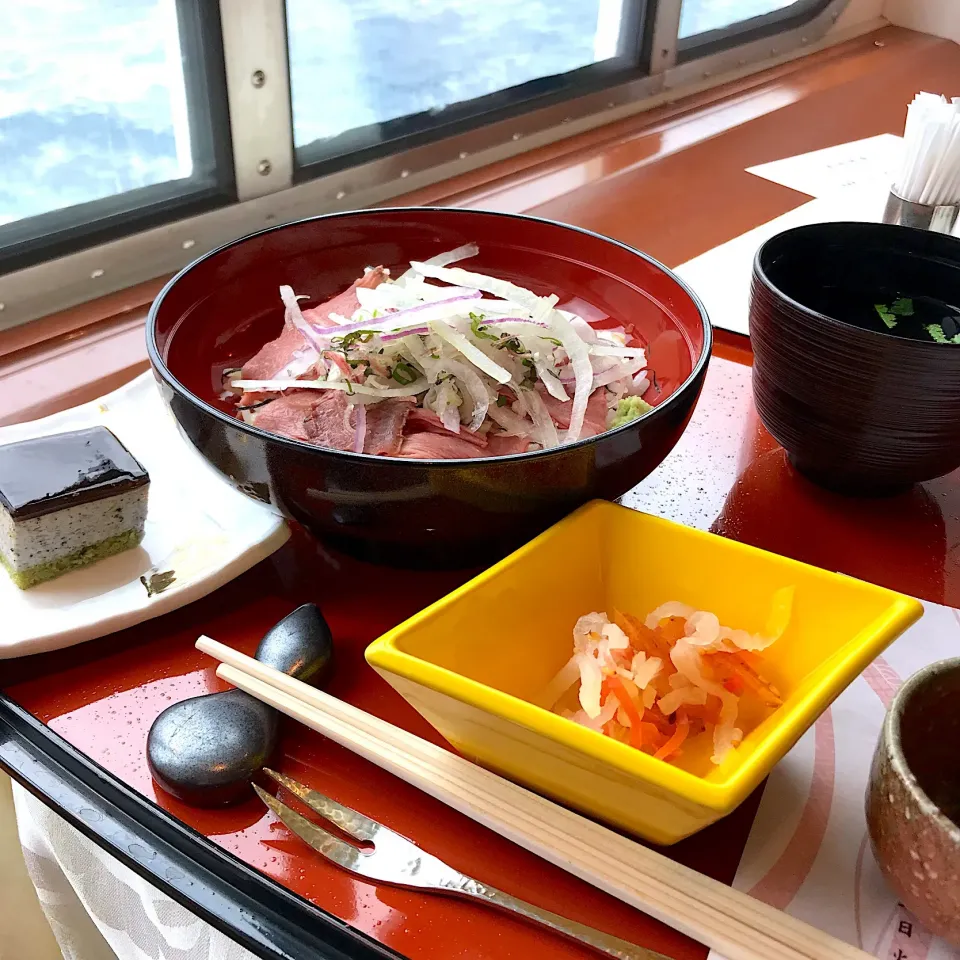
[751,222,960,495]
[147,208,712,566]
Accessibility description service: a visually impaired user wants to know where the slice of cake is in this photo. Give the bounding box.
[0,426,149,589]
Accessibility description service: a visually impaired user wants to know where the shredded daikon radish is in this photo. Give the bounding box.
[238,244,665,457]
[554,595,790,766]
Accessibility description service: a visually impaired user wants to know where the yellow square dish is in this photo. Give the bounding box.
[365,501,922,844]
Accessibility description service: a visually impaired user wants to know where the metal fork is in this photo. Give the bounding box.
[255,769,668,960]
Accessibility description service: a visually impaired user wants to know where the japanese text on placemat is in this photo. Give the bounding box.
[887,905,932,960]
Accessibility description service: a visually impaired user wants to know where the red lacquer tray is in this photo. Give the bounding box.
[3,336,958,960]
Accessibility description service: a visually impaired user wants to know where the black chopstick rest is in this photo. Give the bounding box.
[146,604,334,807]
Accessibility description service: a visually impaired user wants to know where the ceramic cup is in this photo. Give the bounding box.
[866,657,960,945]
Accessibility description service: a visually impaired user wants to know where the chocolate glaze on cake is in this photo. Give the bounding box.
[0,426,149,521]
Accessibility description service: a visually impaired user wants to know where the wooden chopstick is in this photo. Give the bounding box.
[197,636,870,960]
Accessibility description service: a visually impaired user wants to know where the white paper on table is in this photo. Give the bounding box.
[708,599,960,960]
[745,135,903,199]
[674,188,886,335]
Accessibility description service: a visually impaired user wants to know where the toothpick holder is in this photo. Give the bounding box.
[883,190,959,235]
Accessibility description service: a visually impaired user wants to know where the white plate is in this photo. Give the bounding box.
[0,373,290,658]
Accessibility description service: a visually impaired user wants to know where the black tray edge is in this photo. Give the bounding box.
[0,691,404,960]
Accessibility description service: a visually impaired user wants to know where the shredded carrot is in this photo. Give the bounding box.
[639,722,667,752]
[608,676,645,750]
[684,699,722,726]
[657,616,687,643]
[723,674,745,696]
[558,595,791,767]
[654,708,690,761]
[736,649,765,670]
[615,610,672,660]
[707,650,782,707]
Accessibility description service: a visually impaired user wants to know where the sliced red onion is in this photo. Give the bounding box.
[309,293,483,339]
[379,326,429,341]
[280,285,329,356]
[352,401,367,453]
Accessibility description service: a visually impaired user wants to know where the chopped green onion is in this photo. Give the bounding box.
[470,312,497,342]
[497,336,528,355]
[332,330,376,350]
[891,298,914,316]
[392,361,418,385]
[496,395,508,407]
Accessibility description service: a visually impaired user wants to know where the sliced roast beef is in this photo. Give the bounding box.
[362,399,413,456]
[397,433,487,459]
[536,384,609,437]
[241,324,316,382]
[252,390,356,451]
[405,408,488,448]
[536,384,573,428]
[580,388,611,438]
[241,267,388,381]
[484,433,532,456]
[302,266,387,328]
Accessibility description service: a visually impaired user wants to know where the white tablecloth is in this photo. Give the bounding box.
[0,772,62,960]
[11,782,257,960]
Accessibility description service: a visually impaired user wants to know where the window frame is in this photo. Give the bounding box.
[288,0,655,180]
[677,0,840,60]
[0,0,236,277]
[0,0,856,332]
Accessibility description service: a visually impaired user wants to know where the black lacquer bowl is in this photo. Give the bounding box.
[146,208,711,566]
[751,222,960,495]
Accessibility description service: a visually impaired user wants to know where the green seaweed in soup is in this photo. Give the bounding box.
[872,296,960,343]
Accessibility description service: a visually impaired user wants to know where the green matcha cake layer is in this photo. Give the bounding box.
[0,528,144,590]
